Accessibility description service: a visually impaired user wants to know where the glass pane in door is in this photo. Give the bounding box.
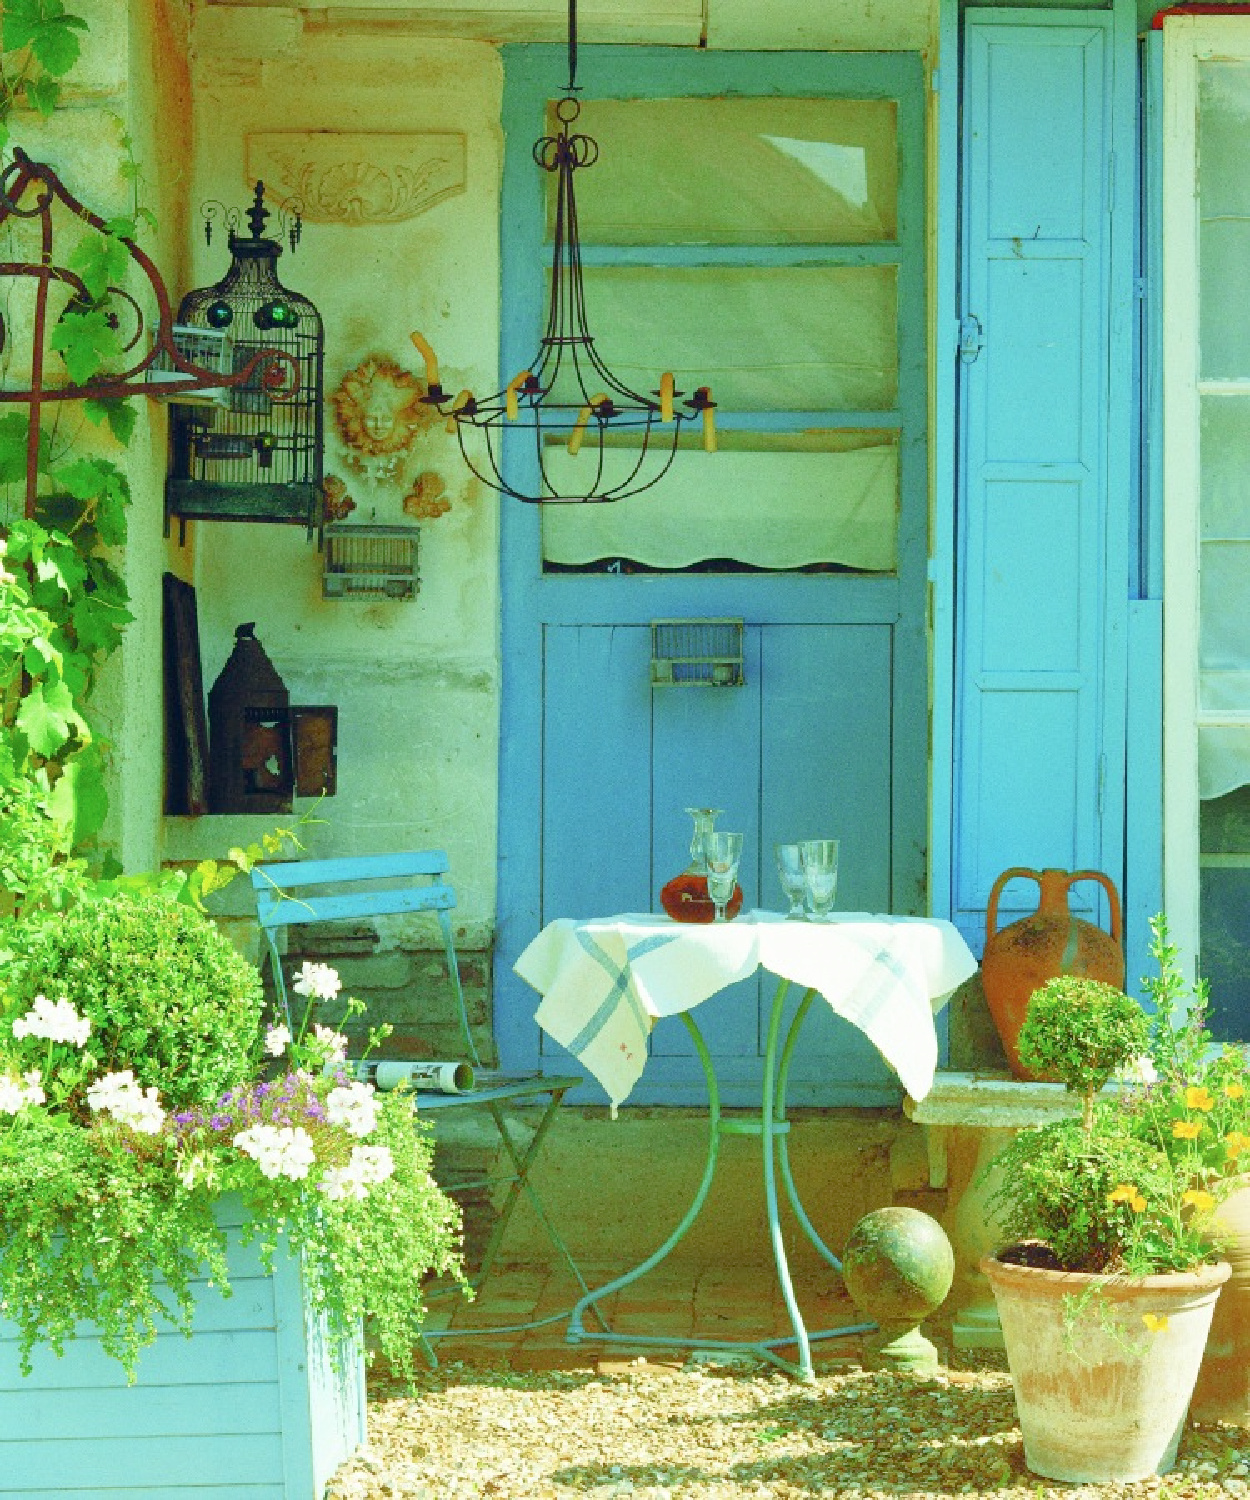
[1196,60,1250,1034]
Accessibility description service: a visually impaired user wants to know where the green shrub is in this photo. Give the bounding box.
[7,893,263,1111]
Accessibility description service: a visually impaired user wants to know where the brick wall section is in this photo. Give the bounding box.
[265,922,497,1067]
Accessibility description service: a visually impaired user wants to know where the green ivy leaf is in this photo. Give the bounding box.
[22,633,62,679]
[88,397,136,446]
[67,232,130,303]
[24,75,60,116]
[49,307,122,385]
[5,0,89,78]
[46,747,108,844]
[34,539,87,599]
[55,456,130,545]
[0,413,51,486]
[0,414,30,485]
[15,678,88,757]
[70,590,128,658]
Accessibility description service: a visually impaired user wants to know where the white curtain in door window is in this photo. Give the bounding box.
[541,443,898,572]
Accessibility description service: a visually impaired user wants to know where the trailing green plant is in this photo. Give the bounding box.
[0,910,466,1383]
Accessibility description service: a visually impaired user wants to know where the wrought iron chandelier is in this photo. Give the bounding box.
[413,0,715,503]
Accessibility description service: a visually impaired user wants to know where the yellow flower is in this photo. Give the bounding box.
[1143,1313,1170,1333]
[1186,1086,1216,1112]
[1226,1131,1250,1159]
[1182,1189,1216,1212]
[1225,1082,1245,1101]
[1173,1120,1203,1140]
[1109,1184,1147,1212]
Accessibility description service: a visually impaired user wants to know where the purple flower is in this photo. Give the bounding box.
[173,1110,195,1126]
[209,1114,231,1131]
[305,1100,326,1121]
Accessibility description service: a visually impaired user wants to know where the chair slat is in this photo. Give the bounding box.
[254,884,455,930]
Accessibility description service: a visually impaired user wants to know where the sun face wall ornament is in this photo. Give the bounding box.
[330,354,435,481]
[409,0,715,504]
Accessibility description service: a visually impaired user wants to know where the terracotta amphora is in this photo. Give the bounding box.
[981,867,1125,1081]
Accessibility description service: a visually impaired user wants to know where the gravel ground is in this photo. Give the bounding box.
[325,1355,1250,1500]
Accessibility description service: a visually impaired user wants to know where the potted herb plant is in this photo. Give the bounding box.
[981,940,1231,1484]
[0,891,465,1500]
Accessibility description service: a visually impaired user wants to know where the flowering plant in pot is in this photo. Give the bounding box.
[0,888,465,1499]
[1121,916,1250,1425]
[982,933,1231,1484]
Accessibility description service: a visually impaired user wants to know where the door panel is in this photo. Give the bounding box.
[955,12,1126,949]
[497,49,928,1106]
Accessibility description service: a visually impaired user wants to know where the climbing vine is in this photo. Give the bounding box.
[0,3,154,911]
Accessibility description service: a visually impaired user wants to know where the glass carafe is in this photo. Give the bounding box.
[660,807,743,923]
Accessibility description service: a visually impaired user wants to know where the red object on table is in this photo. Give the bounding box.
[660,872,744,924]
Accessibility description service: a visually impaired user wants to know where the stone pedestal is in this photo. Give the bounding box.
[904,1071,1083,1350]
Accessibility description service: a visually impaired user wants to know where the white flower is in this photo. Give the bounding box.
[350,1144,394,1184]
[292,962,342,1003]
[11,995,91,1048]
[20,1070,45,1108]
[265,1024,292,1058]
[312,1025,349,1064]
[0,1075,31,1115]
[325,1080,379,1138]
[85,1070,165,1134]
[318,1144,394,1201]
[1117,1055,1159,1086]
[234,1123,317,1181]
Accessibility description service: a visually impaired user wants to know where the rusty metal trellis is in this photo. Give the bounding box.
[0,147,297,519]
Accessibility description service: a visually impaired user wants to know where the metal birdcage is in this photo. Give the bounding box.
[650,619,745,687]
[165,183,324,541]
[322,525,420,601]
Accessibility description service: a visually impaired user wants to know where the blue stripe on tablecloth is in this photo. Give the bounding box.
[565,928,661,1056]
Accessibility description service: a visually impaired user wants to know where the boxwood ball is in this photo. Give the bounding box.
[842,1207,955,1326]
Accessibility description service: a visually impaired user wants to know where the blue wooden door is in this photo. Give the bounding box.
[953,9,1132,955]
[495,49,929,1106]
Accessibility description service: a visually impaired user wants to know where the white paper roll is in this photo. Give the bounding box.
[372,1060,475,1094]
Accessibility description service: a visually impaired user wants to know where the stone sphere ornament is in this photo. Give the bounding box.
[842,1206,955,1376]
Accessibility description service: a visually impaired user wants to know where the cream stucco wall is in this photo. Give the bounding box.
[174,12,503,935]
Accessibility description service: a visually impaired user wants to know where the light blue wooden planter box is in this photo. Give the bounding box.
[0,1198,366,1499]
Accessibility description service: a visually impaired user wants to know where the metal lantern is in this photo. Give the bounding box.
[165,183,324,540]
[207,622,293,815]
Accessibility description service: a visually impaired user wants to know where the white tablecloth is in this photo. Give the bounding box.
[514,911,978,1109]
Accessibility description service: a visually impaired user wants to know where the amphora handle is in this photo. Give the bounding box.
[986,866,1123,945]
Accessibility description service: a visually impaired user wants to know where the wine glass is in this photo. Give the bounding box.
[775,843,807,919]
[703,832,744,922]
[799,839,839,921]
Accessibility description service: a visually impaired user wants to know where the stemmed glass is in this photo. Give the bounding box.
[703,832,744,922]
[775,843,807,920]
[799,839,839,921]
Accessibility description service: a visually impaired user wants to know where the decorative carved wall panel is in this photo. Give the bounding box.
[246,132,468,225]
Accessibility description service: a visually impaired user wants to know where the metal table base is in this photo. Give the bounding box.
[566,978,875,1382]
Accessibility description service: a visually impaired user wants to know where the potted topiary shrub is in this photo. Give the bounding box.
[982,947,1231,1484]
[0,891,465,1500]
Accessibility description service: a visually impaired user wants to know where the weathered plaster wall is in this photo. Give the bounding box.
[176,10,503,941]
[2,0,191,876]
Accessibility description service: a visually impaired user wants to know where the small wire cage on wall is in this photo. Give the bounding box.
[165,183,324,541]
[322,525,421,601]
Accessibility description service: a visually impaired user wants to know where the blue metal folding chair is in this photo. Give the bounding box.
[250,850,591,1342]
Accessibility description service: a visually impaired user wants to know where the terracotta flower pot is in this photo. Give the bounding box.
[981,1252,1230,1483]
[1191,1174,1250,1425]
